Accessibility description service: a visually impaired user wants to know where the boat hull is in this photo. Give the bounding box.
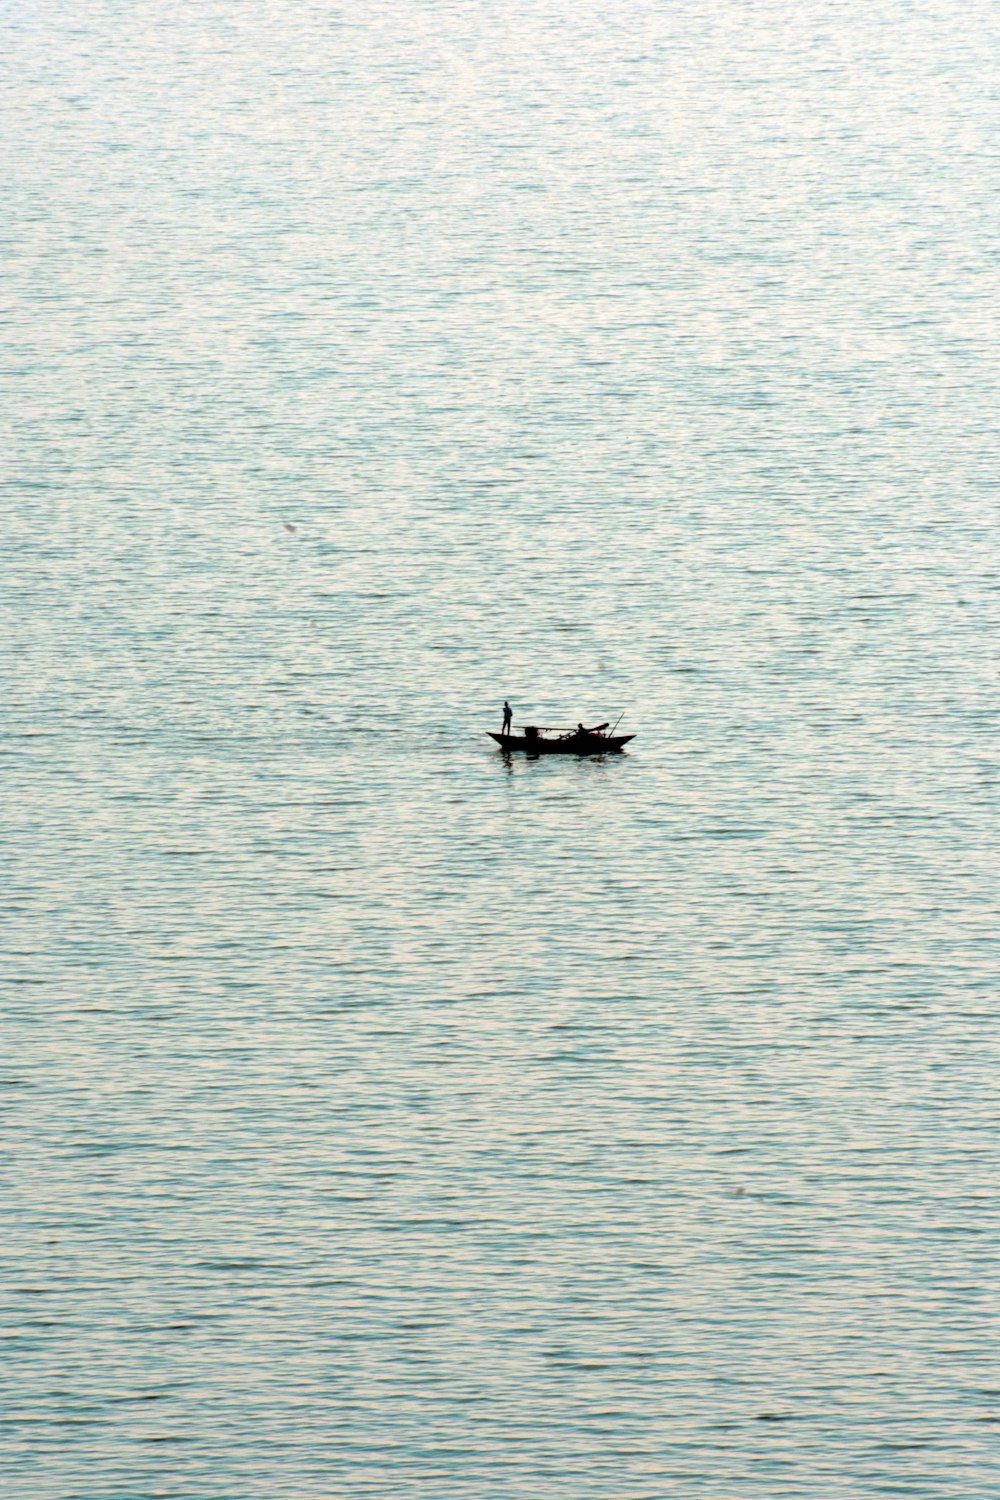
[488,731,634,756]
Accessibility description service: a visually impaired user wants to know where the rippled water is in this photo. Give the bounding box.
[3,1,998,1495]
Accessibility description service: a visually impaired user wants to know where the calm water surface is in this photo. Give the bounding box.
[3,1,998,1496]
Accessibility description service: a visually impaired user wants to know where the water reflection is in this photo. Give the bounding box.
[3,0,997,1495]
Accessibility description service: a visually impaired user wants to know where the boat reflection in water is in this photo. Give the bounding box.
[487,721,635,756]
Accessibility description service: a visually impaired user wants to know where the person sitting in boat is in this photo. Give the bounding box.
[502,700,512,734]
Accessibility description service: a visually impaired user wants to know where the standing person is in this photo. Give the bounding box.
[502,700,513,734]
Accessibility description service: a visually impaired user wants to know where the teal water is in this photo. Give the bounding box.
[3,1,998,1496]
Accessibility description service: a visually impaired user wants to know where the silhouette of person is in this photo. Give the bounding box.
[502,701,513,734]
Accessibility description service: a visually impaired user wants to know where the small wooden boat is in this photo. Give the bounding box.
[487,722,634,756]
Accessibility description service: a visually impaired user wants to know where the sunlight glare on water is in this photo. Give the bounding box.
[2,1,998,1496]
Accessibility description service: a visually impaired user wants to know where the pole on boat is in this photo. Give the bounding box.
[608,710,626,735]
